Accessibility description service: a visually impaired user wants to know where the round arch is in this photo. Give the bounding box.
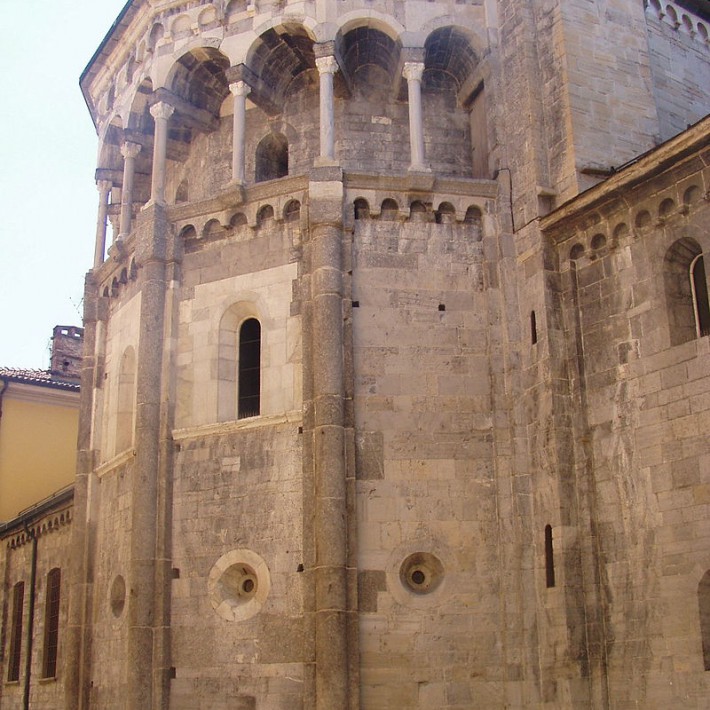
[334,11,405,44]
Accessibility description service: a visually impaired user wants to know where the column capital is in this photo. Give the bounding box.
[229,80,251,97]
[121,141,142,159]
[316,55,339,76]
[402,61,425,82]
[96,179,113,193]
[150,101,175,121]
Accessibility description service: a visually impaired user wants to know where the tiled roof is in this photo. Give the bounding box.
[0,367,80,391]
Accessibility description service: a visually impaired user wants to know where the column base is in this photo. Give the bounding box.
[141,198,165,211]
[314,156,340,168]
[219,180,246,206]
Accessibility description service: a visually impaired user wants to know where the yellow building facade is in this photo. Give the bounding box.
[0,326,82,522]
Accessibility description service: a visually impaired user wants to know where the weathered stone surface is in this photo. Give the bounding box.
[3,2,707,709]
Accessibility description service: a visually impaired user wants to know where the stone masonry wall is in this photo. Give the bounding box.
[549,149,710,707]
[645,6,710,142]
[352,211,507,707]
[0,514,72,710]
[170,422,304,709]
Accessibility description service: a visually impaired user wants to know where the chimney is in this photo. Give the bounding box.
[50,325,84,382]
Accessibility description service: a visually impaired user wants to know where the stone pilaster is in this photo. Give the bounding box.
[125,204,173,710]
[303,166,356,709]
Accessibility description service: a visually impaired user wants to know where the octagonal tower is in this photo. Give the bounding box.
[64,1,710,709]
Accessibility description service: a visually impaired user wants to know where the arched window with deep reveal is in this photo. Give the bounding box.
[664,238,710,345]
[700,570,710,671]
[238,318,261,419]
[255,133,288,183]
[42,568,61,679]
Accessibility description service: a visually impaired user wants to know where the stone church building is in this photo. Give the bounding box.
[2,0,710,708]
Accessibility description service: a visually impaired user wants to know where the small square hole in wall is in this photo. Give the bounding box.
[438,304,446,312]
[352,301,360,308]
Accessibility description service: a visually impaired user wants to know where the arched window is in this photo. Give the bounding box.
[116,347,136,452]
[42,568,61,679]
[8,581,24,681]
[218,306,262,422]
[255,133,288,183]
[664,239,710,346]
[691,254,710,338]
[238,319,261,419]
[700,570,710,671]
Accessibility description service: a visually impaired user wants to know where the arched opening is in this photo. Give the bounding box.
[664,238,709,346]
[257,205,275,226]
[380,198,399,221]
[354,198,370,220]
[570,243,585,261]
[284,200,301,222]
[238,318,261,419]
[255,133,288,182]
[176,178,188,203]
[409,200,428,222]
[700,570,710,670]
[116,347,136,453]
[423,27,487,177]
[435,202,456,224]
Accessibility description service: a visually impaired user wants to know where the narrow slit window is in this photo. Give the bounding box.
[238,318,261,419]
[8,581,25,682]
[545,525,555,588]
[531,310,538,345]
[42,568,61,679]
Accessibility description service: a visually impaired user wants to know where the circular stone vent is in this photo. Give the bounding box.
[208,549,270,622]
[399,552,444,595]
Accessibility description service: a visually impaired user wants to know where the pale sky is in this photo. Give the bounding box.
[0,1,128,369]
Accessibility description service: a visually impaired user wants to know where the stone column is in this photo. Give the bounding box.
[126,206,172,710]
[148,101,174,205]
[402,61,427,172]
[305,168,356,709]
[93,180,112,268]
[229,81,250,184]
[315,56,338,164]
[119,142,141,237]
